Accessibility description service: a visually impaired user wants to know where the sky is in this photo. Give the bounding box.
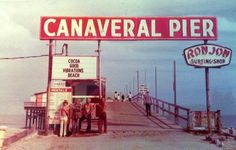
[0,0,235,115]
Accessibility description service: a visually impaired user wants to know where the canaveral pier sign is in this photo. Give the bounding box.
[40,16,217,40]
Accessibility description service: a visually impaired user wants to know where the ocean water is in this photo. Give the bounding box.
[221,115,236,128]
[0,114,25,128]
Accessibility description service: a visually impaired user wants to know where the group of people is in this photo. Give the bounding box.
[114,91,132,102]
[114,90,152,117]
[59,98,106,137]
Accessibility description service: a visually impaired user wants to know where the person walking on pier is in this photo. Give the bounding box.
[114,91,118,101]
[144,92,152,116]
[128,91,132,102]
[121,94,125,102]
[117,93,121,101]
[60,100,69,137]
[79,98,93,133]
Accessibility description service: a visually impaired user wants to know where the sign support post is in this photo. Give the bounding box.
[95,40,102,100]
[45,39,53,135]
[204,40,211,134]
[205,67,211,134]
[173,60,178,124]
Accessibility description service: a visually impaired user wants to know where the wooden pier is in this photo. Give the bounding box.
[24,102,46,131]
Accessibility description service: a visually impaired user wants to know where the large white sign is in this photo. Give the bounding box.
[183,44,232,68]
[52,56,97,80]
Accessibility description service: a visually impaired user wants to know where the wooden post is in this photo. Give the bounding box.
[168,105,170,117]
[45,39,53,135]
[132,76,135,95]
[162,102,164,115]
[187,110,190,131]
[154,67,157,113]
[25,109,28,128]
[29,110,32,129]
[96,40,102,100]
[205,67,211,134]
[136,71,139,94]
[32,110,35,125]
[204,40,211,134]
[173,60,178,124]
[216,110,222,133]
[156,101,159,114]
[155,67,157,99]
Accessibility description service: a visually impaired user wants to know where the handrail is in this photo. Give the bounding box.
[132,93,191,130]
[24,102,47,108]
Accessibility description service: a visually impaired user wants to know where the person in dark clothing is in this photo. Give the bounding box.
[72,99,82,136]
[78,98,94,133]
[121,94,125,102]
[97,98,107,133]
[144,92,152,116]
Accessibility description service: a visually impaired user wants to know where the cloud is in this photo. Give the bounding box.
[0,10,45,57]
[218,17,236,32]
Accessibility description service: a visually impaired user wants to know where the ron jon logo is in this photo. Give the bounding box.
[183,44,232,68]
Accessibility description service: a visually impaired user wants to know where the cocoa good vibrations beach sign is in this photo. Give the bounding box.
[183,44,232,68]
[40,16,217,40]
[52,56,97,80]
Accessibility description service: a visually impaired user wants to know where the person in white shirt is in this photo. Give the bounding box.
[128,91,132,102]
[60,100,69,137]
[78,98,94,133]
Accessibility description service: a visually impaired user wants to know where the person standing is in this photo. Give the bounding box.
[128,91,132,102]
[72,99,82,136]
[144,92,152,116]
[60,100,69,137]
[79,98,94,133]
[117,93,121,101]
[114,91,118,101]
[121,94,125,102]
[97,98,107,133]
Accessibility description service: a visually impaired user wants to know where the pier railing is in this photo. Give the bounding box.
[24,101,46,131]
[132,93,191,130]
[24,102,46,108]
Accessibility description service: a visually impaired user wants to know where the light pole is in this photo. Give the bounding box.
[136,70,139,94]
[45,39,53,135]
[155,67,157,98]
[95,40,102,100]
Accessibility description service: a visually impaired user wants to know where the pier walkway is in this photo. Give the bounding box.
[5,101,221,150]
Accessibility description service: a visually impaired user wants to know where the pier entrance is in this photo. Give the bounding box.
[23,16,220,135]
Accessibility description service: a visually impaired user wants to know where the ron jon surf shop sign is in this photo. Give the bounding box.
[183,44,232,68]
[40,16,217,40]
